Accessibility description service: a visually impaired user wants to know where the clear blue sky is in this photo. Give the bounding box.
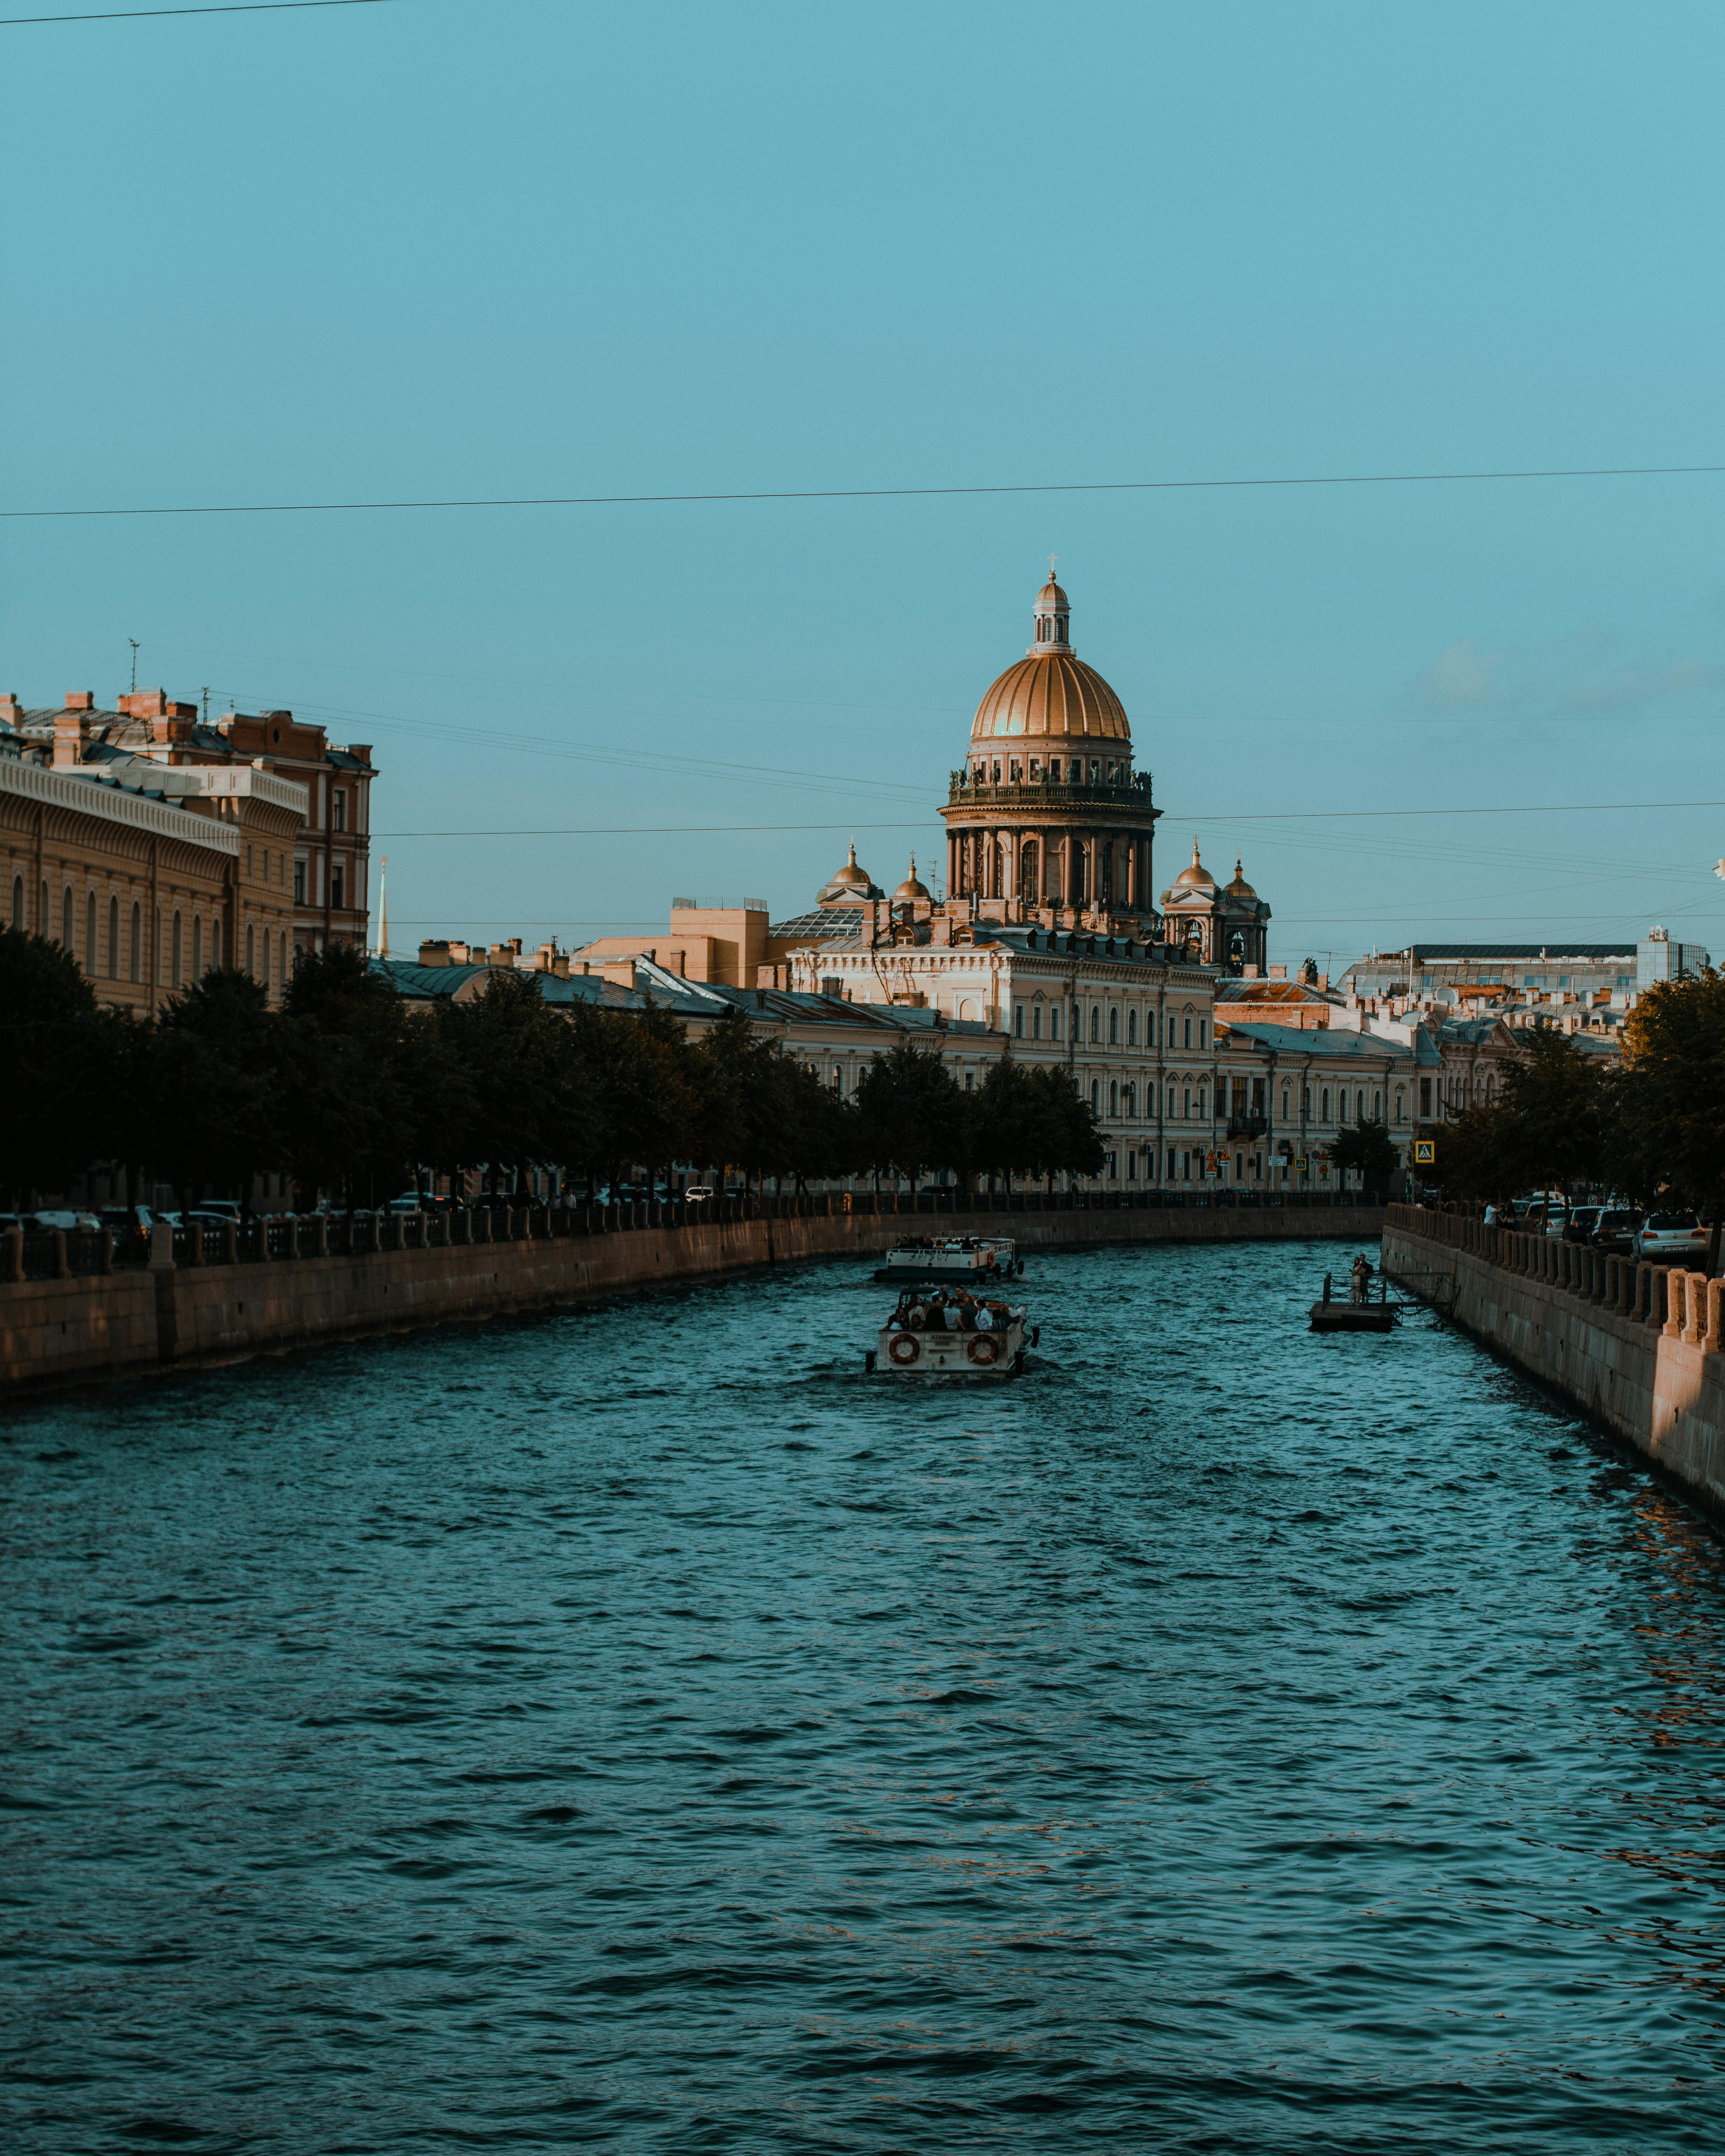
[6,0,1724,968]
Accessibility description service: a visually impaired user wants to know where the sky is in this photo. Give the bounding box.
[5,0,1725,971]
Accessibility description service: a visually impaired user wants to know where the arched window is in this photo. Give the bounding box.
[1050,1003,1061,1043]
[172,911,182,988]
[1090,1004,1101,1044]
[108,896,118,978]
[1321,1088,1330,1122]
[1148,1010,1157,1048]
[192,916,202,978]
[10,876,21,929]
[212,917,222,969]
[1031,1002,1042,1041]
[262,929,271,989]
[85,892,95,972]
[1373,1089,1382,1120]
[1109,1081,1118,1117]
[62,886,73,947]
[246,924,255,975]
[1394,1087,1406,1124]
[1090,1079,1100,1111]
[1109,1007,1119,1045]
[129,902,141,982]
[280,932,288,984]
[1127,1008,1137,1046]
[1124,1083,1136,1118]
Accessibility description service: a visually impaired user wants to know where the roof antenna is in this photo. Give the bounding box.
[201,686,210,724]
[128,638,140,693]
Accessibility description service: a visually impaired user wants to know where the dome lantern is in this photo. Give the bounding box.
[893,855,931,904]
[1032,560,1071,654]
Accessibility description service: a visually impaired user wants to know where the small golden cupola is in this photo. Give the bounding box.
[893,855,932,903]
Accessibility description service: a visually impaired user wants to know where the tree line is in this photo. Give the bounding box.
[1426,975,1725,1268]
[2,927,1105,1211]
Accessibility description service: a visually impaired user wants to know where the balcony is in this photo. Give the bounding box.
[1227,1115,1268,1139]
[947,772,1156,812]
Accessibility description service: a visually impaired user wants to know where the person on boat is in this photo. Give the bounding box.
[1350,1253,1372,1304]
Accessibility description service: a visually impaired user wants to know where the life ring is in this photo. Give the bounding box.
[888,1332,921,1365]
[967,1332,1002,1366]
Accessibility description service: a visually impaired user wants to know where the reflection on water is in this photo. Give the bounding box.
[3,1238,1725,2152]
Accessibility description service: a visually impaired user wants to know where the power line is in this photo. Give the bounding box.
[8,460,1725,521]
[2,1,390,23]
[374,799,1725,839]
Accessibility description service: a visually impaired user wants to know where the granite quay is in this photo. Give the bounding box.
[1382,1203,1725,1524]
[1,1191,1386,1397]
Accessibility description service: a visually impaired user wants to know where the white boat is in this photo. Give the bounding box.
[871,1235,1022,1286]
[867,1291,1036,1378]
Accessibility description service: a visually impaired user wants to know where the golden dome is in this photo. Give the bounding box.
[971,653,1130,743]
[893,855,931,903]
[829,841,869,887]
[1171,839,1216,891]
[970,573,1130,743]
[1225,856,1258,899]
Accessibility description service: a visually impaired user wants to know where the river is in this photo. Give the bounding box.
[3,1237,1724,2152]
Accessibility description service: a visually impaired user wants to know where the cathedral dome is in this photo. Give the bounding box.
[893,856,931,903]
[1170,840,1216,891]
[1226,857,1258,899]
[816,839,883,906]
[969,573,1131,745]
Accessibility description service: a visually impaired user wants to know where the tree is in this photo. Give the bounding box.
[151,968,283,1208]
[853,1040,964,1192]
[439,969,577,1199]
[1497,1027,1609,1213]
[280,943,411,1209]
[0,925,108,1204]
[1325,1117,1402,1203]
[1610,969,1725,1272]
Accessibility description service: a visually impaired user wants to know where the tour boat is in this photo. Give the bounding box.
[867,1290,1037,1378]
[872,1235,1023,1287]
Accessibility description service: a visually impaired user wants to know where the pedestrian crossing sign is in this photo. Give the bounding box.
[1414,1139,1436,1165]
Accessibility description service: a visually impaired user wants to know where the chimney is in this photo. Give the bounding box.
[0,693,21,726]
[65,691,95,711]
[118,689,168,719]
[53,709,90,767]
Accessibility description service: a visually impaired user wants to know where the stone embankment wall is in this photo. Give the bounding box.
[2,1202,1385,1399]
[1382,1205,1725,1526]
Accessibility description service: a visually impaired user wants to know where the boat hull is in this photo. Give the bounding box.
[1309,1302,1398,1333]
[871,1317,1031,1376]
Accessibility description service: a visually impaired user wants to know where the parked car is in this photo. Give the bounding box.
[1563,1206,1603,1244]
[683,1185,716,1203]
[387,1193,426,1215]
[26,1209,101,1232]
[1542,1207,1572,1238]
[1589,1208,1642,1254]
[198,1200,242,1223]
[1634,1211,1711,1263]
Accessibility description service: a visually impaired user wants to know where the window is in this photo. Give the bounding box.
[1014,1002,1024,1038]
[333,790,346,832]
[108,896,118,978]
[1183,1015,1192,1050]
[130,902,141,983]
[1090,1080,1100,1111]
[281,931,289,984]
[1281,1085,1290,1121]
[332,868,345,910]
[246,924,255,975]
[1127,1008,1137,1046]
[1198,1088,1207,1121]
[86,892,96,972]
[1182,1085,1191,1118]
[1394,1087,1406,1123]
[62,886,73,947]
[1124,1083,1136,1118]
[1109,1007,1119,1045]
[192,916,202,977]
[1090,1004,1101,1043]
[246,846,254,877]
[963,1070,974,1091]
[1198,1019,1207,1050]
[1031,1003,1042,1041]
[1420,1077,1432,1117]
[1321,1088,1330,1122]
[1127,1149,1137,1180]
[172,911,182,988]
[294,860,306,904]
[261,928,271,989]
[1051,1004,1061,1043]
[1373,1089,1382,1119]
[1167,1148,1177,1180]
[1109,1081,1119,1117]
[1301,1086,1311,1116]
[10,876,21,929]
